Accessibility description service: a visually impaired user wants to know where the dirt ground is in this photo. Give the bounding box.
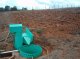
[0,8,80,59]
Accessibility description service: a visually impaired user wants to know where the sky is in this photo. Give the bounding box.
[0,0,80,10]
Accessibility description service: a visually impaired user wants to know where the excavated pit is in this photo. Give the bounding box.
[0,29,54,59]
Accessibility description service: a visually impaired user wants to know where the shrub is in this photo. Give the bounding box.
[36,29,43,35]
[5,5,10,11]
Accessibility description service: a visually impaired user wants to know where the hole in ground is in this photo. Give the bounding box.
[34,39,54,56]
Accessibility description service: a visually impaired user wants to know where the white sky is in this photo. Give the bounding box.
[0,0,80,10]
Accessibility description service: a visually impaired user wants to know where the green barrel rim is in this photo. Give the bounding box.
[19,44,42,58]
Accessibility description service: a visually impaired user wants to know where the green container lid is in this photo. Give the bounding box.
[9,24,22,32]
[19,44,42,58]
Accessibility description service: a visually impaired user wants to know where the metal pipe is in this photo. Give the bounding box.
[0,50,18,58]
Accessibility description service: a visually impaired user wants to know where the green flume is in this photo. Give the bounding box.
[9,24,42,58]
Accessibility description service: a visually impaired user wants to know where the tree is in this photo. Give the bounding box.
[5,5,10,11]
[22,7,27,10]
[11,6,17,11]
[0,7,4,12]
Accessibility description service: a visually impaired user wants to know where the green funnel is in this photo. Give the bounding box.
[19,44,42,58]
